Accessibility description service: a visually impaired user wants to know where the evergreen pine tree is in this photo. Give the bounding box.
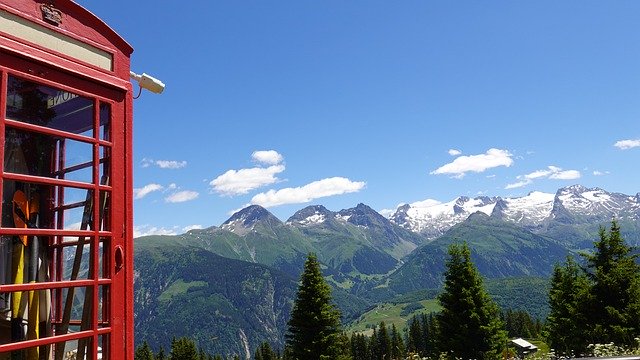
[254,348,264,360]
[169,337,198,360]
[254,341,277,360]
[156,347,166,360]
[282,347,293,360]
[424,313,438,359]
[406,316,422,355]
[369,326,380,360]
[436,242,507,359]
[503,309,536,339]
[332,332,353,360]
[582,220,640,346]
[197,348,207,360]
[285,253,344,360]
[376,322,392,360]
[350,333,369,360]
[135,342,155,360]
[390,324,405,360]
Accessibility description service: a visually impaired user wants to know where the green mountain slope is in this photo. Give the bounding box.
[542,218,640,250]
[135,225,314,278]
[134,246,298,357]
[134,245,372,356]
[346,276,550,334]
[136,204,430,283]
[485,277,551,320]
[287,205,416,275]
[386,213,569,294]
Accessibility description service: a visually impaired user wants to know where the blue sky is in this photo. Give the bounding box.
[80,1,640,237]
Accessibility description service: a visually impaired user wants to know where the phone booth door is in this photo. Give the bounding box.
[0,53,128,360]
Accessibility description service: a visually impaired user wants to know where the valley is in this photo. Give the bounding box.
[133,185,640,356]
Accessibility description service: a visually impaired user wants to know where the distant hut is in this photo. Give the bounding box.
[510,338,538,357]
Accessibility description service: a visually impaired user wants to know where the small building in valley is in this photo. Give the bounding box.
[511,338,538,357]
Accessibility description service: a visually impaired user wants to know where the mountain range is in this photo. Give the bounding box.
[133,184,640,356]
[390,184,640,248]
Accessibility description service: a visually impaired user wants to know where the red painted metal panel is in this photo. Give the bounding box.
[0,1,133,359]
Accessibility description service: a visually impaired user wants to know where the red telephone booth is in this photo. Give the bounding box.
[0,1,134,359]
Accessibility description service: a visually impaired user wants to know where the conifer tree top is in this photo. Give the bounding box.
[285,253,344,360]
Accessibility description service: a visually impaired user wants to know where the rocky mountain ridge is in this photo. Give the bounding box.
[390,185,639,240]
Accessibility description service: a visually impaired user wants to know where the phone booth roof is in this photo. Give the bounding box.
[1,0,133,89]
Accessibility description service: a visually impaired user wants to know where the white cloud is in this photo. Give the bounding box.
[448,149,462,156]
[134,183,164,199]
[183,224,203,232]
[165,190,199,203]
[252,150,284,165]
[614,139,640,150]
[431,148,513,178]
[593,170,609,176]
[250,177,366,208]
[505,166,581,189]
[210,165,285,196]
[156,160,187,169]
[505,180,532,189]
[141,158,187,169]
[134,225,178,238]
[525,168,555,179]
[549,170,581,180]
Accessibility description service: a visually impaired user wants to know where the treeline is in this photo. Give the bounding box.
[134,337,232,360]
[135,221,640,360]
[547,221,640,356]
[135,310,541,360]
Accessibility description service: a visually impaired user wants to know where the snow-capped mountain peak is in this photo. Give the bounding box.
[390,196,497,238]
[491,191,554,226]
[286,205,333,226]
[389,185,639,238]
[554,185,639,219]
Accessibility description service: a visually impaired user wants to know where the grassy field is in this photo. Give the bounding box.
[346,299,441,335]
[158,280,207,301]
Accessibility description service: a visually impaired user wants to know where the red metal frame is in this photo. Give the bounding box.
[0,1,133,359]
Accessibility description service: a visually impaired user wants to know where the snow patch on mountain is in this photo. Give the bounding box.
[390,196,497,238]
[221,217,253,235]
[295,213,326,226]
[494,191,554,226]
[555,185,639,219]
[221,205,281,235]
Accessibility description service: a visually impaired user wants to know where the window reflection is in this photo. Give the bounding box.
[6,76,95,136]
[4,128,94,183]
[100,103,111,141]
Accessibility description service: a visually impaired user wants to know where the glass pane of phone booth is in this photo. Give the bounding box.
[0,73,114,359]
